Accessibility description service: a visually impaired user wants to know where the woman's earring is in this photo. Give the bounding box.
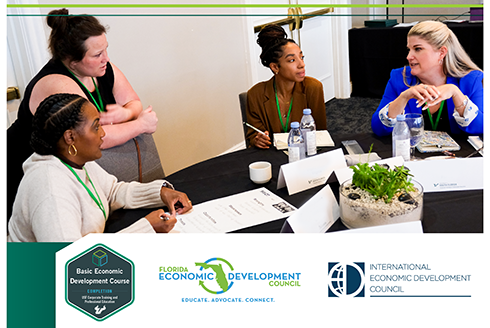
[439,59,443,65]
[68,144,78,156]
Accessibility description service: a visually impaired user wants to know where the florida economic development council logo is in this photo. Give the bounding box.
[159,257,302,303]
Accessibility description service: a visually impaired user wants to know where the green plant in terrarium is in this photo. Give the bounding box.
[350,145,415,203]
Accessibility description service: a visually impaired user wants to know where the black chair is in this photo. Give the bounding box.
[238,92,249,147]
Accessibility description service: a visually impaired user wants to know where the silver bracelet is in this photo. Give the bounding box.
[454,96,468,111]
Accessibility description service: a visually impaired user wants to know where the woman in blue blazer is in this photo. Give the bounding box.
[372,21,483,136]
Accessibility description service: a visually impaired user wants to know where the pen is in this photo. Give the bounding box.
[464,146,484,159]
[243,122,266,135]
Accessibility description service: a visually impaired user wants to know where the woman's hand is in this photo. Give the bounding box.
[254,131,271,149]
[389,83,444,118]
[145,209,177,233]
[99,103,133,125]
[423,84,465,111]
[400,84,441,109]
[135,106,158,134]
[160,187,193,216]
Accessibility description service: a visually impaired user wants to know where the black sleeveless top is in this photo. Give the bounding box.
[7,59,116,218]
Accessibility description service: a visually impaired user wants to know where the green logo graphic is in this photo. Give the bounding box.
[195,258,234,294]
[92,250,108,267]
[65,244,134,321]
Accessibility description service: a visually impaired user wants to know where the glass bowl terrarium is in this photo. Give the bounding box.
[339,163,423,229]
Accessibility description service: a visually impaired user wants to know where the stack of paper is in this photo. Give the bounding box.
[273,130,334,150]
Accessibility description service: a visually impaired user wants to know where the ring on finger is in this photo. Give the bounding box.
[160,215,170,221]
[423,85,428,90]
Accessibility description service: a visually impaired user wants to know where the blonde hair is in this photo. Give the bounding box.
[403,21,482,86]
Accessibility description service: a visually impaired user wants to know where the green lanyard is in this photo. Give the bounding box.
[274,80,293,132]
[64,65,104,112]
[59,159,107,219]
[427,100,445,131]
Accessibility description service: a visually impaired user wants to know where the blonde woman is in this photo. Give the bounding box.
[372,21,483,136]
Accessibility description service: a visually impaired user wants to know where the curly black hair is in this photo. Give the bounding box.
[257,24,296,68]
[30,93,87,155]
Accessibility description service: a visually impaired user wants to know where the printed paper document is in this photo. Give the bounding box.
[173,188,296,233]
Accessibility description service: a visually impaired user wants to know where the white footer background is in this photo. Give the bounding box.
[56,233,488,327]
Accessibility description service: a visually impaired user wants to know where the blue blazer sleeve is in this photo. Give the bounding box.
[450,70,484,135]
[371,68,410,137]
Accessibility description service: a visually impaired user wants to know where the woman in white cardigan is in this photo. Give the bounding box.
[8,93,192,242]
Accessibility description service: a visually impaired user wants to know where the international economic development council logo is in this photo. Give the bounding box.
[328,262,365,298]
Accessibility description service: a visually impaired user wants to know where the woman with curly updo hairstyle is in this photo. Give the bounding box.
[8,94,192,242]
[245,24,327,149]
[7,8,159,218]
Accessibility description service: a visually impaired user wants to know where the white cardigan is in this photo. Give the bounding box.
[8,154,168,242]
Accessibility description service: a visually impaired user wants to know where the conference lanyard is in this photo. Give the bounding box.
[427,100,445,131]
[59,159,107,219]
[65,66,104,112]
[274,80,293,133]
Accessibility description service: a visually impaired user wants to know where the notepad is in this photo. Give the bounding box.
[273,130,335,150]
[416,131,460,153]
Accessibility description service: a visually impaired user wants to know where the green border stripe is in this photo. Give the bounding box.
[6,14,474,17]
[7,4,483,9]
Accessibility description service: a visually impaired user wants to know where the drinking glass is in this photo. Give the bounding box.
[405,113,424,161]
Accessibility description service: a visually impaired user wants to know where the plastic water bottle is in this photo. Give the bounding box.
[288,121,306,163]
[300,108,317,156]
[392,115,410,161]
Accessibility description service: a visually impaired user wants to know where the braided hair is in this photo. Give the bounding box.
[257,24,296,68]
[31,94,87,155]
[47,8,107,62]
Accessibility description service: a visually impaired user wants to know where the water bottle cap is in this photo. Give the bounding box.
[303,108,312,115]
[291,121,300,128]
[396,115,405,121]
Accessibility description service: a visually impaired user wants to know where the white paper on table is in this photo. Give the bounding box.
[273,130,334,150]
[277,148,346,195]
[334,156,405,185]
[172,187,296,233]
[468,136,484,156]
[403,157,483,192]
[286,184,339,233]
[393,21,419,27]
[333,221,423,233]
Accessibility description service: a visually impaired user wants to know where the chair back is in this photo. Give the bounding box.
[96,133,165,183]
[238,92,249,147]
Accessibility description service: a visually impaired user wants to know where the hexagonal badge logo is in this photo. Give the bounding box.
[65,244,134,321]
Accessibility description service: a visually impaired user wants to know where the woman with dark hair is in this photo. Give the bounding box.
[7,8,158,218]
[8,94,192,242]
[372,21,483,136]
[246,24,327,148]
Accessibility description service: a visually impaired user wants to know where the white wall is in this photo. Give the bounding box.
[7,1,482,174]
[33,0,250,175]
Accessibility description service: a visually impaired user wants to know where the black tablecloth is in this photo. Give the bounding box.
[349,22,484,98]
[105,132,482,234]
